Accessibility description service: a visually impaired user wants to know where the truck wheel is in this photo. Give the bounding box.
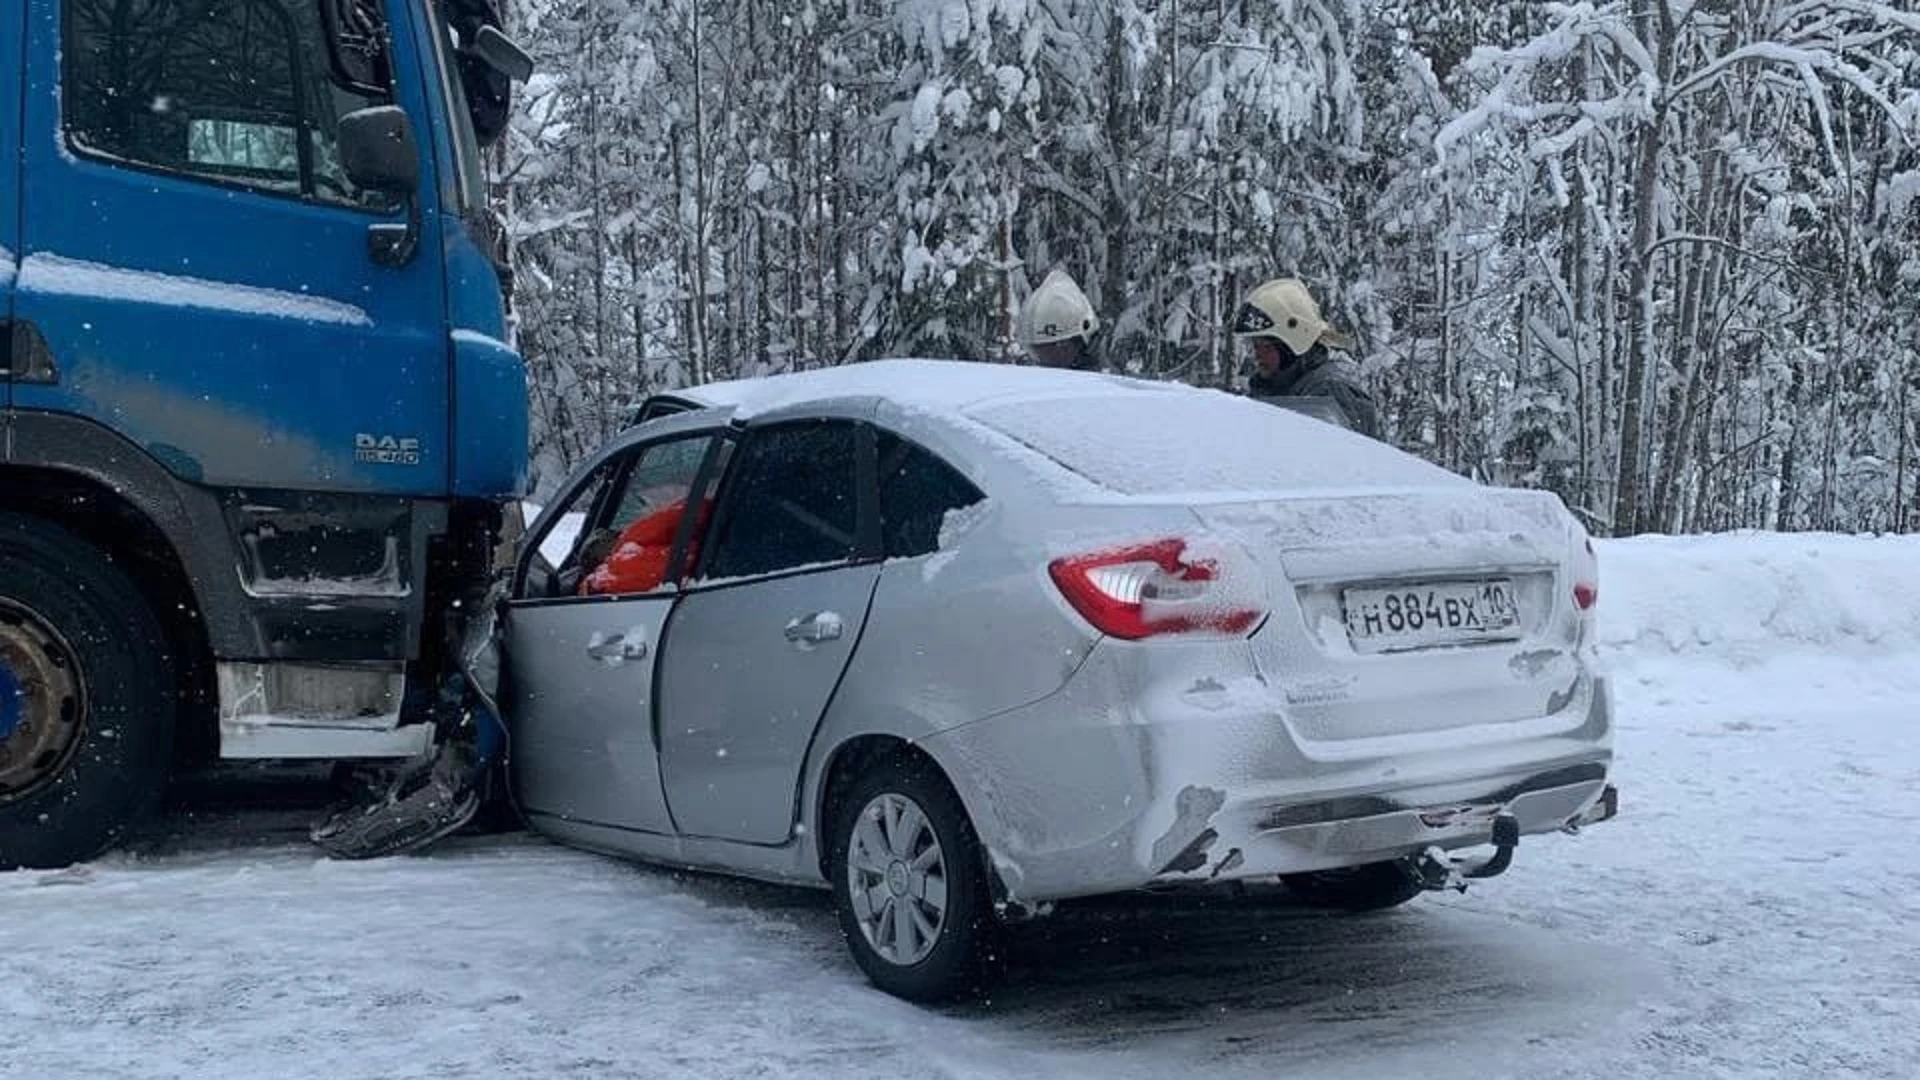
[1283,861,1426,913]
[828,756,1000,1003]
[0,514,175,870]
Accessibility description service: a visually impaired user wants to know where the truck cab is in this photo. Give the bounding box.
[0,0,529,868]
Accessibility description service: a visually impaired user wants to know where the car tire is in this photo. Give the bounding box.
[828,755,1000,1003]
[1282,861,1426,913]
[0,514,175,870]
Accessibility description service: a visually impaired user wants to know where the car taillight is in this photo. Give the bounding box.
[1574,535,1598,611]
[1047,538,1265,640]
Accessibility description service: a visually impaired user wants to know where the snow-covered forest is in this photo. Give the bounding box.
[489,0,1920,538]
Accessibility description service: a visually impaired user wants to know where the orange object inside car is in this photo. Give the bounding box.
[580,498,712,596]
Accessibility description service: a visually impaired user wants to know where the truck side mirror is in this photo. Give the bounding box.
[339,106,420,195]
[473,26,534,82]
[339,107,422,267]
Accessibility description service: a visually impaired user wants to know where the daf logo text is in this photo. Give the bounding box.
[355,433,423,466]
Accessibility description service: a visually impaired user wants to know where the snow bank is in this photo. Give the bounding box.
[1598,531,1920,666]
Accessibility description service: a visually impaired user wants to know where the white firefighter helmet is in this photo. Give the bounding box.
[1020,269,1100,346]
[1230,277,1352,355]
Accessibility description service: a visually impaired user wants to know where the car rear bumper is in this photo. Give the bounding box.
[1156,768,1614,886]
[920,642,1616,906]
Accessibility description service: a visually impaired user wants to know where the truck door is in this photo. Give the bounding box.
[13,0,450,496]
[0,3,22,407]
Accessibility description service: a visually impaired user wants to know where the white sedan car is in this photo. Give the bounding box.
[503,360,1617,1002]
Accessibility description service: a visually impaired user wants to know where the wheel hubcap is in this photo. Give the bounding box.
[847,791,948,967]
[0,601,87,803]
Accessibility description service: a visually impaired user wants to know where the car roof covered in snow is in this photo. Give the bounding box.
[632,357,1470,506]
[659,358,1189,418]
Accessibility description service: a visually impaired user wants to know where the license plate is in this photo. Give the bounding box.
[1342,579,1520,653]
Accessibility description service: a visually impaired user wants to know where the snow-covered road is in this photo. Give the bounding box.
[5,534,1919,1079]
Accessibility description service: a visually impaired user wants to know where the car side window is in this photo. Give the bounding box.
[698,421,860,582]
[608,437,711,528]
[876,431,984,560]
[534,434,720,598]
[62,0,390,209]
[534,462,614,578]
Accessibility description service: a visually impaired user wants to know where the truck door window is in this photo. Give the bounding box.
[63,0,391,209]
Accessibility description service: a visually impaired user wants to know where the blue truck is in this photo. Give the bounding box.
[0,0,531,868]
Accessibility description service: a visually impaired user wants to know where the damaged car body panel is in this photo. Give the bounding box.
[919,632,1612,906]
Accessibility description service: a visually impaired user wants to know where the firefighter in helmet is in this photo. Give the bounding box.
[1230,277,1381,439]
[1019,269,1101,371]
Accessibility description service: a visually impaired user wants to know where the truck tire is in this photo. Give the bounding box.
[0,513,175,870]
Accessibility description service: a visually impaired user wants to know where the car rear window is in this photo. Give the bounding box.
[967,390,1464,496]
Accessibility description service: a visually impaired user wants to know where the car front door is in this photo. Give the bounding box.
[657,415,884,845]
[506,429,726,836]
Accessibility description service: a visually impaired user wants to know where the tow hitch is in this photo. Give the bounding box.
[1403,783,1619,893]
[1408,813,1520,893]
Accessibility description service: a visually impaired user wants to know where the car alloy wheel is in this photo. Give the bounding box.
[846,790,949,966]
[828,755,1000,1002]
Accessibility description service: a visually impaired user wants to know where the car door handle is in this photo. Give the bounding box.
[586,630,649,663]
[784,611,845,648]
